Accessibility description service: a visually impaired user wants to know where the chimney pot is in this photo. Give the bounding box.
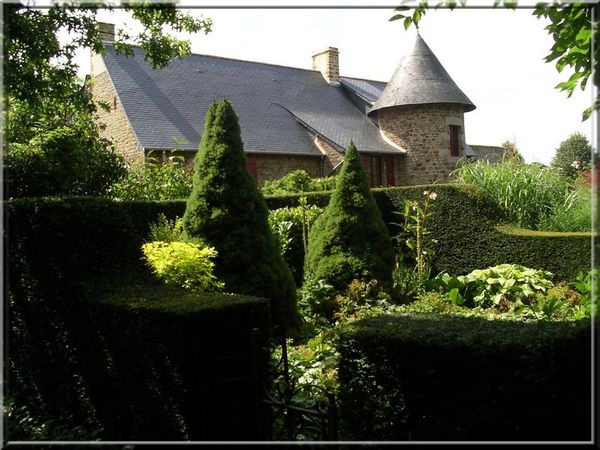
[312,47,339,85]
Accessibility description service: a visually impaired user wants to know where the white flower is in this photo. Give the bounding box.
[571,160,581,169]
[428,192,438,200]
[423,190,430,196]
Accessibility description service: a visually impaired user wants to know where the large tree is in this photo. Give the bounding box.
[182,99,299,335]
[4,2,212,197]
[390,1,598,120]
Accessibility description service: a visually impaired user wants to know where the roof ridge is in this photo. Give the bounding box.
[106,42,324,74]
[340,75,387,84]
[104,42,386,84]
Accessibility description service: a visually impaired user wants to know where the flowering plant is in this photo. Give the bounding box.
[391,191,438,296]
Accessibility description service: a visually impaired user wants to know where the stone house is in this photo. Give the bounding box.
[90,22,501,186]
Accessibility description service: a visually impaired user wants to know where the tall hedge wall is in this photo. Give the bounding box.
[337,313,592,441]
[264,184,592,281]
[7,197,271,440]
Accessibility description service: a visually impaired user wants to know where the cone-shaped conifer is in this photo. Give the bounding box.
[183,99,298,333]
[304,141,394,291]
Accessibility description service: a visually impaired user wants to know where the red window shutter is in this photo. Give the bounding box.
[362,155,371,170]
[450,126,460,157]
[386,155,395,187]
[247,157,258,182]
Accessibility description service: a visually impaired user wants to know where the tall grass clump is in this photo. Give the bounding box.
[539,185,592,232]
[452,158,573,230]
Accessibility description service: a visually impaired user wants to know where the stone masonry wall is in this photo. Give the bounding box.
[253,154,321,185]
[378,104,465,185]
[314,136,343,175]
[91,71,145,165]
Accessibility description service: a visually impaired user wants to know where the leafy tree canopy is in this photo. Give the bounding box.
[390,1,598,120]
[4,2,212,198]
[4,1,212,109]
[5,98,128,198]
[551,131,592,178]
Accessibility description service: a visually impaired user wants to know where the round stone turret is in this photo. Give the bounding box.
[370,32,476,185]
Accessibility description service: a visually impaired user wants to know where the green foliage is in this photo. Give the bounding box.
[337,312,591,440]
[5,4,211,199]
[570,269,598,319]
[148,213,184,242]
[109,152,194,201]
[5,102,127,198]
[182,99,298,333]
[268,203,324,282]
[261,169,337,196]
[451,158,574,229]
[5,3,212,109]
[425,264,555,309]
[6,398,102,441]
[391,190,438,297]
[141,241,224,293]
[7,196,271,440]
[550,132,592,179]
[299,278,339,322]
[304,141,394,292]
[266,184,591,281]
[533,3,596,118]
[539,184,591,232]
[501,139,524,163]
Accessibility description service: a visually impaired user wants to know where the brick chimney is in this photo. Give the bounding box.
[98,22,115,42]
[312,47,339,85]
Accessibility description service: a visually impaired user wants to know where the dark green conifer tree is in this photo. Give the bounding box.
[304,141,394,291]
[183,99,298,333]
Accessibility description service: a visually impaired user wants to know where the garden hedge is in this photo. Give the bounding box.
[337,313,592,441]
[264,184,593,281]
[7,197,271,440]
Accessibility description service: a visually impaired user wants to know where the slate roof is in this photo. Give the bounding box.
[368,32,476,116]
[467,145,506,163]
[102,44,402,156]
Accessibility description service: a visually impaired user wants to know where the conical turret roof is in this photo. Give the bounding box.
[368,32,476,116]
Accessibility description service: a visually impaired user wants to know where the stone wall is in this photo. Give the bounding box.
[250,154,321,185]
[314,136,343,175]
[378,104,465,185]
[91,71,145,165]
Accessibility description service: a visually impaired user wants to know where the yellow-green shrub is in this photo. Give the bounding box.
[142,241,224,292]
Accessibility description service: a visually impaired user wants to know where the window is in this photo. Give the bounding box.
[449,125,460,157]
[362,155,383,187]
[386,155,395,187]
[371,155,382,186]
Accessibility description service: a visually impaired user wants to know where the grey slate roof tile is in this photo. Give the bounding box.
[369,32,476,116]
[103,45,402,156]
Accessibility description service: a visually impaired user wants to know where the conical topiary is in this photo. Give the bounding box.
[304,140,394,291]
[182,98,298,333]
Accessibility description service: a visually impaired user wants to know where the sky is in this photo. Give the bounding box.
[76,5,595,165]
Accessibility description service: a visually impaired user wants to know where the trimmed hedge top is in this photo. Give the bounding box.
[265,183,591,281]
[94,282,269,316]
[340,312,591,350]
